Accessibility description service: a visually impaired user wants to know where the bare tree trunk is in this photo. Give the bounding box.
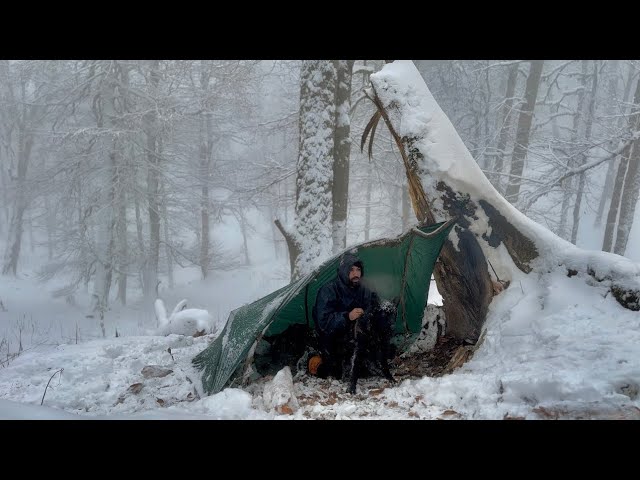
[595,61,628,226]
[571,61,598,245]
[604,145,631,252]
[603,77,640,252]
[505,60,544,203]
[364,168,372,241]
[134,193,145,257]
[77,184,90,294]
[274,219,299,279]
[0,149,8,232]
[3,202,26,275]
[332,60,354,253]
[92,150,117,338]
[561,60,590,241]
[91,63,120,337]
[283,169,289,224]
[199,112,212,279]
[472,110,481,165]
[27,216,34,253]
[614,137,640,255]
[489,63,520,192]
[269,204,280,259]
[0,61,12,232]
[161,179,174,289]
[480,63,492,170]
[238,210,251,266]
[116,184,127,305]
[44,192,54,261]
[144,60,161,299]
[116,201,127,305]
[2,123,34,275]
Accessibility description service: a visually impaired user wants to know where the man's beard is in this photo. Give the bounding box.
[349,277,360,287]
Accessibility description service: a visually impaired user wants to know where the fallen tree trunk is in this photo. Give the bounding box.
[365,61,640,340]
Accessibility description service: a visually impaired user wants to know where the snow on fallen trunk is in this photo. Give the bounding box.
[368,61,640,314]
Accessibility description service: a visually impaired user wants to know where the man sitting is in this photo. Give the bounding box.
[309,252,396,393]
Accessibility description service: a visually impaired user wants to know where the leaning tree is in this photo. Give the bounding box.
[362,61,639,342]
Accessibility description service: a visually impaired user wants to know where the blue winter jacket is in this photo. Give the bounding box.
[312,253,379,337]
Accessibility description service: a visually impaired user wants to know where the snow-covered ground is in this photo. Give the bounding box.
[2,261,639,420]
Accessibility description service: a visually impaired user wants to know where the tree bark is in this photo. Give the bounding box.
[134,192,145,258]
[238,210,251,266]
[603,77,640,252]
[161,178,174,289]
[559,61,588,240]
[44,189,54,261]
[364,168,372,241]
[91,62,120,337]
[614,135,640,255]
[291,60,336,280]
[116,169,127,305]
[332,60,354,253]
[595,60,627,226]
[571,61,598,245]
[2,122,34,275]
[144,60,161,298]
[92,150,117,338]
[491,63,518,192]
[0,145,8,232]
[505,60,544,203]
[199,115,211,279]
[274,219,299,278]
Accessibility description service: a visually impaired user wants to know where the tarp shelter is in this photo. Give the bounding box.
[193,220,455,395]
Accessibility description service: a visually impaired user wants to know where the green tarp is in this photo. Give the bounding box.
[193,220,455,395]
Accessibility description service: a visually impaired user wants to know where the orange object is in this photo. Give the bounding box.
[308,355,323,375]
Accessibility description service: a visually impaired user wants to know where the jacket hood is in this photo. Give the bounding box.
[338,253,364,287]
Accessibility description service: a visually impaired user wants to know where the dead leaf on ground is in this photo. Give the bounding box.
[141,365,173,379]
[532,406,558,419]
[127,383,143,394]
[278,405,294,415]
[503,415,525,420]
